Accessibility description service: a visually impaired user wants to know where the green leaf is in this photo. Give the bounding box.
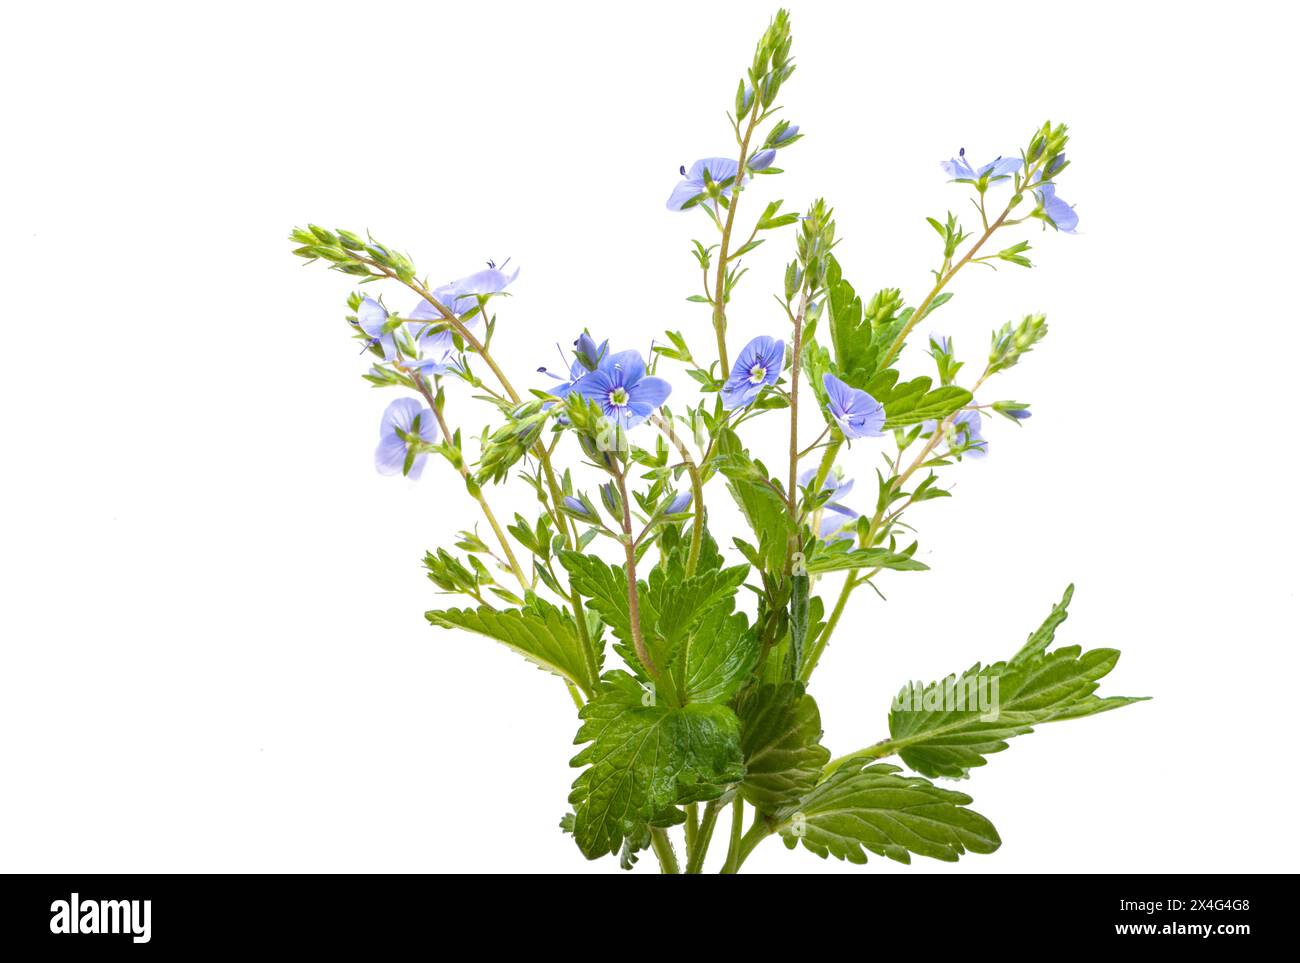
[881,585,1148,779]
[822,256,908,386]
[805,546,929,574]
[559,551,640,654]
[560,544,750,702]
[678,606,759,704]
[779,763,1000,864]
[715,428,793,573]
[648,564,749,657]
[568,671,744,859]
[737,682,829,812]
[426,598,599,697]
[788,574,809,674]
[881,385,973,429]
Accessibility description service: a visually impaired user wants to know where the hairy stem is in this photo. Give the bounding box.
[880,158,1047,369]
[800,405,971,683]
[786,290,810,563]
[650,413,705,576]
[408,374,529,593]
[614,464,659,679]
[711,102,763,374]
[650,827,681,874]
[381,269,601,681]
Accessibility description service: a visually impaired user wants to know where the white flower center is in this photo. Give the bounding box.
[608,387,629,407]
[748,364,767,384]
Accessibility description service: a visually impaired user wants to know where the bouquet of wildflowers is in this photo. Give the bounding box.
[290,9,1143,873]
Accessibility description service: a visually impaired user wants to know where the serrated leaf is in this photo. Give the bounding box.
[870,585,1147,779]
[823,256,908,385]
[805,547,929,574]
[779,763,1000,864]
[559,551,642,653]
[715,429,793,573]
[568,671,744,859]
[426,598,599,697]
[882,385,973,429]
[679,606,759,704]
[737,683,829,812]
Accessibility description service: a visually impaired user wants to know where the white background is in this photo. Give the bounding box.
[3,0,1296,874]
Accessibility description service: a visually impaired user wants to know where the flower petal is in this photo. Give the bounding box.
[604,350,646,387]
[667,178,705,211]
[381,397,423,435]
[356,297,388,337]
[374,435,408,475]
[627,375,671,411]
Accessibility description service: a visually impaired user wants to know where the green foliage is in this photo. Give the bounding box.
[569,671,745,859]
[294,7,1137,875]
[824,256,906,385]
[804,545,928,574]
[677,606,759,703]
[736,682,829,812]
[883,585,1147,778]
[714,428,793,573]
[559,536,751,707]
[779,764,1001,864]
[426,597,600,698]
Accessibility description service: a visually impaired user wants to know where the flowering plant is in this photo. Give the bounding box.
[290,10,1142,873]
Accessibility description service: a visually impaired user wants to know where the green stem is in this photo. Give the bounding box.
[799,570,856,684]
[614,465,659,680]
[650,414,705,576]
[685,803,699,855]
[650,828,681,874]
[809,433,842,498]
[821,739,899,778]
[711,101,763,374]
[787,290,809,520]
[724,818,771,874]
[880,158,1047,370]
[800,418,959,684]
[686,799,722,874]
[535,453,600,684]
[720,797,746,874]
[411,375,529,594]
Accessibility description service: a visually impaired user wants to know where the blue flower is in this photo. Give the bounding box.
[452,259,519,297]
[941,147,1021,182]
[1005,406,1031,421]
[748,148,778,171]
[1036,184,1079,233]
[922,409,988,458]
[375,397,438,479]
[572,349,672,429]
[404,262,519,374]
[539,356,588,401]
[799,468,858,544]
[822,374,885,439]
[667,158,745,211]
[539,333,609,405]
[356,297,400,360]
[721,335,785,410]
